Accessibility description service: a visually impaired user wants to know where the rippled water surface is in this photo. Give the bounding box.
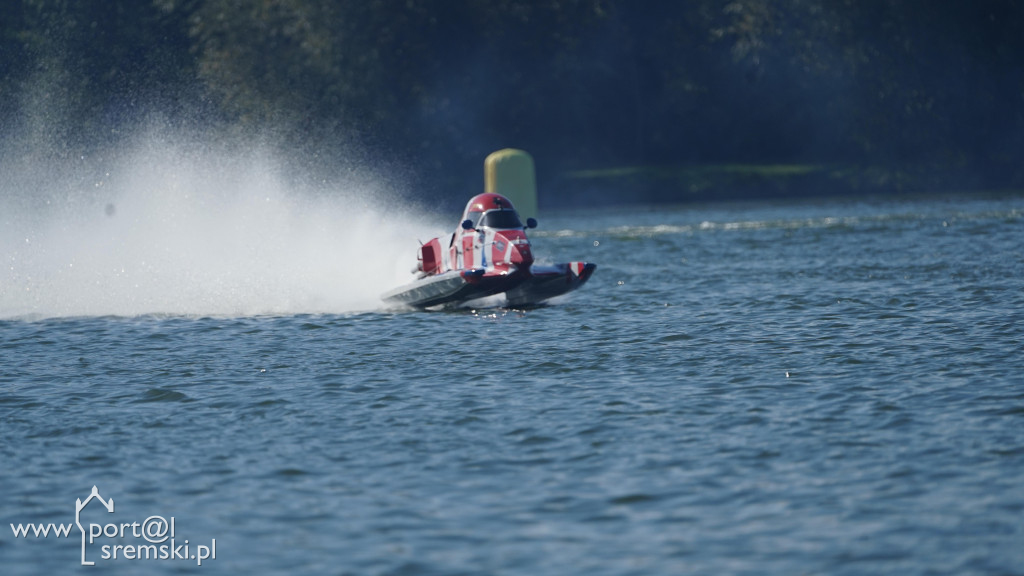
[2,194,1023,574]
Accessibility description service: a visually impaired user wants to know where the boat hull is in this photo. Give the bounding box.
[383,262,595,309]
[505,262,597,307]
[382,269,524,308]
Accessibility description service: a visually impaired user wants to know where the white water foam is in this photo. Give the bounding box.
[0,136,439,319]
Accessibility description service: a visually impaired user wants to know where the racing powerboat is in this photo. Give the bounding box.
[382,193,596,308]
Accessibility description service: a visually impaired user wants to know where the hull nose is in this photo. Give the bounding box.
[494,231,533,270]
[509,242,533,268]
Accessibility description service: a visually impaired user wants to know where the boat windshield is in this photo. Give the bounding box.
[465,210,484,224]
[479,209,523,229]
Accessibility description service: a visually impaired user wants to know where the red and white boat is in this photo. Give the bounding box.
[383,193,596,308]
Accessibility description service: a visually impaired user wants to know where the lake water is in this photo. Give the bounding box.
[2,191,1023,574]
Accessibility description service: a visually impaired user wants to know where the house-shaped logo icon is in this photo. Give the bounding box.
[75,486,114,566]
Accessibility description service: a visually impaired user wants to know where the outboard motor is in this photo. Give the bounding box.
[416,238,443,276]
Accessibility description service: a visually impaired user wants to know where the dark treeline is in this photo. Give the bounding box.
[2,0,1023,203]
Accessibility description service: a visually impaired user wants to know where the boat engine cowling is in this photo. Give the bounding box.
[417,238,442,275]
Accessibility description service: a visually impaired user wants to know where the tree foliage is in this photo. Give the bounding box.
[2,0,1022,192]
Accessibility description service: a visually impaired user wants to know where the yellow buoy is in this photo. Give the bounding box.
[485,149,537,220]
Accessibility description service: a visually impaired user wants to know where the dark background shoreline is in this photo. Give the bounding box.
[3,1,1022,205]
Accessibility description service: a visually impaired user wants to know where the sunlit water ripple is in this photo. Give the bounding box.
[2,194,1023,574]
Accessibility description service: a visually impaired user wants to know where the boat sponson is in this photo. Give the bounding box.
[505,262,596,307]
[382,269,524,308]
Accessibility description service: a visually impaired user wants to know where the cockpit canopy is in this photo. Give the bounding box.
[470,209,523,230]
[461,193,526,231]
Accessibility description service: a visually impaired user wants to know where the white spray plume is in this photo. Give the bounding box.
[1,134,440,319]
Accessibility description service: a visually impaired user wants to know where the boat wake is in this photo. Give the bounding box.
[0,137,436,319]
